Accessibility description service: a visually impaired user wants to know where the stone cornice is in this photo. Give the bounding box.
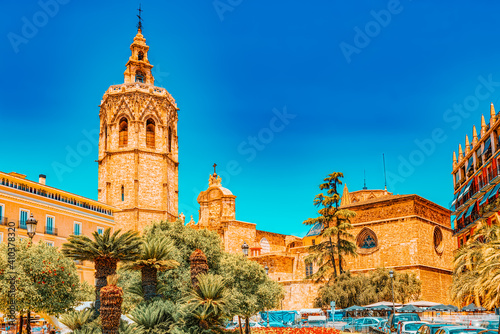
[352,215,454,232]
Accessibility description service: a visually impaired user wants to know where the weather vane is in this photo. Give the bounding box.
[137,4,143,31]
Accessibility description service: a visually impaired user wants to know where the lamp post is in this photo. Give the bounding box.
[241,242,249,257]
[389,270,395,316]
[264,264,270,327]
[25,214,37,334]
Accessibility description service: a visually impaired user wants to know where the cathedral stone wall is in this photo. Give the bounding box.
[225,221,257,254]
[281,280,319,310]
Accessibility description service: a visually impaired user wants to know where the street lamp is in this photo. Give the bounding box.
[264,264,270,327]
[26,214,37,334]
[264,264,269,275]
[241,241,249,257]
[389,270,395,316]
[26,214,38,240]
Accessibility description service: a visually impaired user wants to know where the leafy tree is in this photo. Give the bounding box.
[219,253,284,334]
[0,240,80,317]
[303,172,357,281]
[314,268,421,308]
[76,281,96,302]
[123,237,179,301]
[62,228,142,314]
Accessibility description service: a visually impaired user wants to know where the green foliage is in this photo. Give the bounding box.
[314,269,421,308]
[77,281,96,302]
[0,239,80,315]
[62,228,142,263]
[219,253,284,317]
[182,273,231,332]
[451,224,500,309]
[303,172,357,281]
[60,310,95,331]
[129,299,181,334]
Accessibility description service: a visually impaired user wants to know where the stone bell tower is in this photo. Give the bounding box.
[97,27,179,231]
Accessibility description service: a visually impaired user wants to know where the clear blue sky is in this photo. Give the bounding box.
[1,0,497,236]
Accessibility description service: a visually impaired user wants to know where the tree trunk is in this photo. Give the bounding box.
[26,311,31,334]
[141,266,158,301]
[100,282,123,334]
[238,316,243,334]
[245,317,251,334]
[337,231,343,274]
[94,257,118,316]
[328,237,337,278]
[19,313,23,334]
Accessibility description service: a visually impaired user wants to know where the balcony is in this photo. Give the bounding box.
[44,227,58,236]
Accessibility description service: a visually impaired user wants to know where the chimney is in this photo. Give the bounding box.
[39,174,46,185]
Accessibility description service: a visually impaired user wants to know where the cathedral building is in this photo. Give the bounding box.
[97,28,179,231]
[190,172,453,308]
[451,103,500,246]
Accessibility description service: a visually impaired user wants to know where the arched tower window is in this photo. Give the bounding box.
[119,118,128,147]
[146,119,155,148]
[356,228,379,254]
[434,226,444,253]
[104,124,108,151]
[138,51,144,61]
[121,185,124,201]
[135,70,145,83]
[260,238,270,254]
[168,126,172,153]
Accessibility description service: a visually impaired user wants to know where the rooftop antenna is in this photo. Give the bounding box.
[383,154,387,191]
[363,170,367,190]
[137,4,143,31]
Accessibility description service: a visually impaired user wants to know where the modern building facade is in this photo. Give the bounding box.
[0,171,116,284]
[451,103,500,246]
[97,28,179,232]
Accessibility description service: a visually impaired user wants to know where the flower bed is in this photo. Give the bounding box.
[251,328,341,334]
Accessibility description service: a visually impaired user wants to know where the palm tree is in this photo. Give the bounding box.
[451,224,500,308]
[183,273,231,331]
[124,237,179,301]
[190,249,209,288]
[100,275,123,334]
[129,299,181,334]
[62,228,142,314]
[59,309,94,331]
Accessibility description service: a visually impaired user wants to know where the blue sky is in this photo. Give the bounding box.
[0,0,497,236]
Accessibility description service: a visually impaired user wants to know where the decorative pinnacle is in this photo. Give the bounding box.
[481,114,487,137]
[465,135,470,154]
[491,103,496,123]
[472,125,478,146]
[453,151,457,164]
[458,144,463,161]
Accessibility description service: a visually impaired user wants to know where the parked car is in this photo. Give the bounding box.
[400,321,429,334]
[479,321,499,330]
[378,319,388,333]
[342,317,385,333]
[478,330,497,334]
[417,324,457,334]
[388,313,421,333]
[434,326,487,334]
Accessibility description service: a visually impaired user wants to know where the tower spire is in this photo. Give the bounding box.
[491,103,496,124]
[137,4,143,32]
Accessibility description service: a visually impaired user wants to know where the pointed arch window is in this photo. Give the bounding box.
[146,119,155,148]
[138,51,144,61]
[356,228,379,254]
[121,185,124,202]
[135,71,145,83]
[168,126,172,153]
[119,118,128,147]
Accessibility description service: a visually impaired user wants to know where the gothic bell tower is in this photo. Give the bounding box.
[97,26,179,231]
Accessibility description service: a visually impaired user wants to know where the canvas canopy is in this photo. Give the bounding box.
[260,311,299,324]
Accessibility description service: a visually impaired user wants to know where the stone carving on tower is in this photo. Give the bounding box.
[97,27,179,231]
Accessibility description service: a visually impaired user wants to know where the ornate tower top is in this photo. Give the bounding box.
[123,26,154,85]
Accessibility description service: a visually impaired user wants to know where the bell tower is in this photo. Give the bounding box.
[97,26,179,231]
